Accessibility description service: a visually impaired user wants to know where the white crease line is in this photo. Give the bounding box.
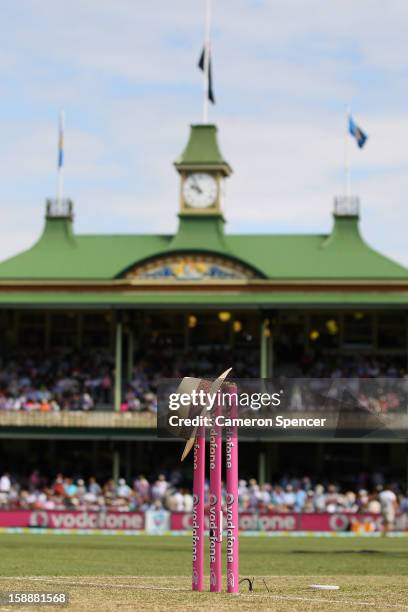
[0,576,192,580]
[0,574,392,580]
[3,577,408,608]
[0,575,387,579]
[4,577,189,592]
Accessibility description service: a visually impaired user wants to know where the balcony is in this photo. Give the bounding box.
[0,411,156,430]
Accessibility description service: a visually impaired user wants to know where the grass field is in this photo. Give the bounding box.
[0,534,407,610]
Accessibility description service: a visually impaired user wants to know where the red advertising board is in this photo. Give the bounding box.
[170,511,408,532]
[0,510,407,532]
[0,510,145,530]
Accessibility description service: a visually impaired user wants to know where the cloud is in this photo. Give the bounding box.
[0,0,407,269]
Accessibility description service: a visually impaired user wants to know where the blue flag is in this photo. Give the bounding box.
[58,111,64,168]
[349,115,367,148]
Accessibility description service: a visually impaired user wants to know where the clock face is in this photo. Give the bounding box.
[183,173,218,208]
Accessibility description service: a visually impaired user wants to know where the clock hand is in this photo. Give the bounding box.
[191,177,202,194]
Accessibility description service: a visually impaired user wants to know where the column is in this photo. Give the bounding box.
[127,328,134,382]
[260,318,272,378]
[114,317,122,412]
[269,441,279,476]
[260,319,267,378]
[258,449,266,485]
[268,328,274,377]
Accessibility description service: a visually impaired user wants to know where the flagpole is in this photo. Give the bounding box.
[57,109,65,208]
[202,0,211,123]
[344,105,351,198]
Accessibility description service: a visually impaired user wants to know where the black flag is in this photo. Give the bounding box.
[198,47,215,104]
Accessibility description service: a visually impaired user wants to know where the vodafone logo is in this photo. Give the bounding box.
[329,514,350,531]
[29,511,49,528]
[261,514,296,531]
[28,511,144,530]
[24,510,408,533]
[226,493,234,505]
[179,513,210,530]
[227,568,235,587]
[239,513,297,531]
[327,513,382,531]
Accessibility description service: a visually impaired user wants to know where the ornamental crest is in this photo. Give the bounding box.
[125,254,256,281]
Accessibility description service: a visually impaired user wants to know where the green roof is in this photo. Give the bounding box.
[0,123,406,287]
[0,218,169,280]
[175,124,231,173]
[0,212,406,281]
[227,216,408,280]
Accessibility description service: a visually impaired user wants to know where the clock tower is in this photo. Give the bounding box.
[174,124,232,217]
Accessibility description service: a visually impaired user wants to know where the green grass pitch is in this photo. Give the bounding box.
[0,534,407,609]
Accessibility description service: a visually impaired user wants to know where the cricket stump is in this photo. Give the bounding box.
[209,403,222,592]
[226,386,239,593]
[192,426,205,591]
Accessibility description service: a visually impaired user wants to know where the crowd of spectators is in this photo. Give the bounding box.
[0,348,258,413]
[0,352,115,412]
[120,348,258,412]
[272,354,408,415]
[298,353,406,379]
[0,470,406,515]
[0,349,406,413]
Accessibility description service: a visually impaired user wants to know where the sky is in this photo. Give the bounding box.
[1,0,408,265]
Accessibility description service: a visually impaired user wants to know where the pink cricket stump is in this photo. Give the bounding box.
[192,427,205,591]
[209,404,222,592]
[226,386,239,593]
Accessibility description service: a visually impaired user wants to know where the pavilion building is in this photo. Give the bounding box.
[0,124,407,483]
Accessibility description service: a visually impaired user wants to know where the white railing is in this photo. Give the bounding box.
[0,411,156,428]
[333,196,360,217]
[46,198,73,219]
